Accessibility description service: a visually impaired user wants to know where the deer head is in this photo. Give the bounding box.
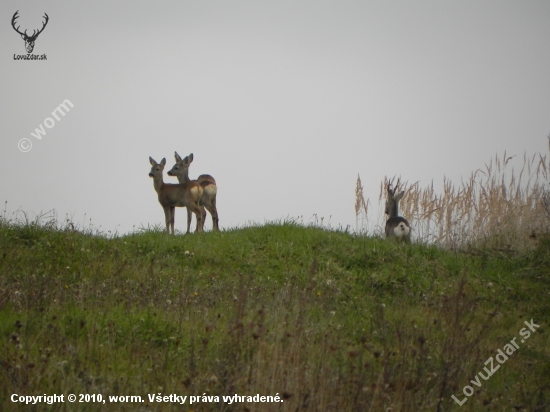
[167,152,193,180]
[12,11,49,54]
[148,157,167,179]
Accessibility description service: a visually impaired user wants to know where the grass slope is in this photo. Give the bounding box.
[1,222,549,411]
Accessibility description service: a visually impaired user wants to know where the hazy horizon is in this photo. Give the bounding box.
[2,1,549,235]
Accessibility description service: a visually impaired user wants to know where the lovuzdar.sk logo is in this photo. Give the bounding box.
[11,10,49,60]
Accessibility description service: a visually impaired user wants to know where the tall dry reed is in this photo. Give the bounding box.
[358,145,550,250]
[355,174,369,235]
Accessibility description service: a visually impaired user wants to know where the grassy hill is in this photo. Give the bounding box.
[1,220,549,411]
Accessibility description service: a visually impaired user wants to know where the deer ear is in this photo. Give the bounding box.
[149,156,156,166]
[174,151,182,162]
[395,191,405,201]
[189,153,194,163]
[160,158,166,166]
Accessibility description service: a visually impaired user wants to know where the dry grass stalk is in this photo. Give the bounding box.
[355,174,369,234]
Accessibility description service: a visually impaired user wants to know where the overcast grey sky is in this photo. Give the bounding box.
[2,1,549,234]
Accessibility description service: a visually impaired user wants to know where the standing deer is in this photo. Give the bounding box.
[11,11,49,53]
[167,152,219,231]
[385,182,411,242]
[149,157,204,234]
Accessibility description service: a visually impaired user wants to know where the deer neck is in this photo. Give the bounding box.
[389,201,399,218]
[177,168,191,184]
[152,175,165,194]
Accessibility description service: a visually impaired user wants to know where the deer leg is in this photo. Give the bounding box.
[186,208,192,234]
[170,206,175,235]
[196,206,206,232]
[200,195,218,231]
[163,206,171,234]
[189,203,204,233]
[210,195,219,230]
[197,208,204,233]
[204,204,218,231]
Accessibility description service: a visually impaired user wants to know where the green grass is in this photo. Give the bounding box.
[0,220,549,411]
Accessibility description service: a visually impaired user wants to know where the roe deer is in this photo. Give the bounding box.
[167,152,219,231]
[148,157,204,234]
[385,183,411,242]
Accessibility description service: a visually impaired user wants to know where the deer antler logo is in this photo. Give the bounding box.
[11,11,49,54]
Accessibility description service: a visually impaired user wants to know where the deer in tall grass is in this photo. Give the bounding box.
[385,181,411,243]
[149,157,204,234]
[167,152,219,231]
